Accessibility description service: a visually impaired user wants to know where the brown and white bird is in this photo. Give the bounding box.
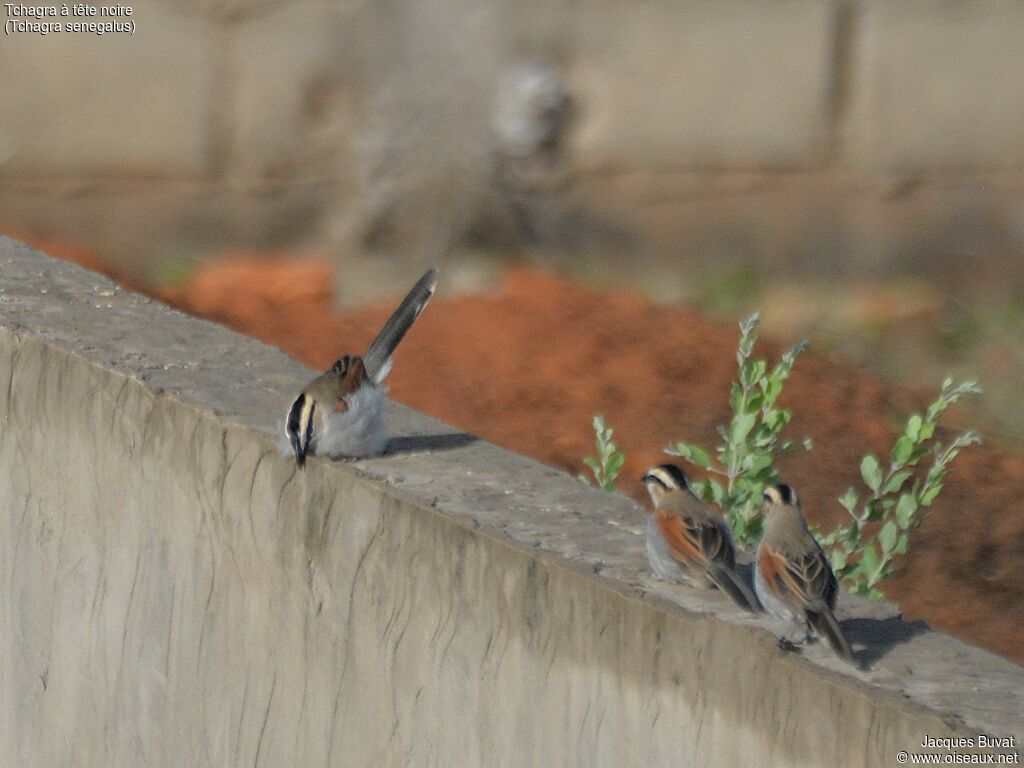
[285,267,437,466]
[642,464,759,613]
[756,484,858,666]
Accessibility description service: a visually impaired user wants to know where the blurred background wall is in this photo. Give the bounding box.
[2,0,1023,431]
[3,0,1022,286]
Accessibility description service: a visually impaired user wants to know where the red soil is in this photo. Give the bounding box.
[31,242,1024,666]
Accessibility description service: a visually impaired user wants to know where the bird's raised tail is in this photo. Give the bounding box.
[707,563,761,613]
[808,605,859,667]
[362,267,438,383]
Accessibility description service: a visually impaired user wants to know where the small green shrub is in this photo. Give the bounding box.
[581,312,982,603]
[580,414,625,492]
[667,312,811,547]
[815,378,982,600]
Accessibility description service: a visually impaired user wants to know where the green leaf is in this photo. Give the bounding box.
[864,497,885,522]
[883,470,912,495]
[894,533,909,555]
[879,521,899,554]
[737,313,759,361]
[829,549,848,572]
[812,524,834,546]
[762,409,791,432]
[860,454,883,493]
[731,411,757,443]
[729,385,743,415]
[905,414,923,441]
[892,436,914,466]
[919,482,942,506]
[706,479,726,506]
[748,360,767,386]
[895,493,918,528]
[859,543,881,580]
[839,487,859,514]
[867,587,885,602]
[691,479,710,501]
[847,519,861,543]
[743,453,773,475]
[746,391,765,413]
[685,445,711,469]
[606,452,624,476]
[583,457,600,473]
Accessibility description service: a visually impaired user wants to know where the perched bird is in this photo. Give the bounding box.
[285,267,437,466]
[642,464,760,613]
[756,484,858,666]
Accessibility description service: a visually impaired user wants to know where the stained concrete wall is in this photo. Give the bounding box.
[1,237,1022,767]
[1,1,1023,295]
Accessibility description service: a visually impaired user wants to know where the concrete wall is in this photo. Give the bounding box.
[3,239,1023,766]
[1,1,1022,295]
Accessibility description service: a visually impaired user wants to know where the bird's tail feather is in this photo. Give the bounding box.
[809,606,859,667]
[363,267,438,383]
[707,564,761,613]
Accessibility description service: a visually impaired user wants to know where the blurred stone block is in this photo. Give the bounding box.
[570,0,836,170]
[0,0,213,178]
[228,2,367,183]
[849,0,1024,171]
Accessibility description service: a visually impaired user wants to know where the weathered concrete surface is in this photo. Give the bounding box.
[1,238,1021,767]
[849,0,1024,170]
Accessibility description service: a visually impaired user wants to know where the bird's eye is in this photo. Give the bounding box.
[332,356,348,374]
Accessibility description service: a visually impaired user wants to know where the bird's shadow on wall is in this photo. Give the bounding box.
[844,616,931,667]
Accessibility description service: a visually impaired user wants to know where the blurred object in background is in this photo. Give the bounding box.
[491,62,574,244]
[329,39,576,303]
[3,1,1022,298]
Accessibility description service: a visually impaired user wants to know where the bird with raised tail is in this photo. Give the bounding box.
[285,267,437,467]
[642,464,760,613]
[755,483,859,667]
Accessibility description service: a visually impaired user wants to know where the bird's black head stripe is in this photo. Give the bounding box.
[776,483,794,504]
[287,394,305,436]
[642,463,688,490]
[305,401,316,446]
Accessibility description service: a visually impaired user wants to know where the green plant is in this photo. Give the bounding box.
[579,312,981,604]
[816,378,982,600]
[580,414,625,492]
[667,313,811,547]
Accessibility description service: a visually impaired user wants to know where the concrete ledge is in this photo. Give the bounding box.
[1,238,1021,766]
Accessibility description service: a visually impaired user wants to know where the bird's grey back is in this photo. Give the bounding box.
[762,502,817,556]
